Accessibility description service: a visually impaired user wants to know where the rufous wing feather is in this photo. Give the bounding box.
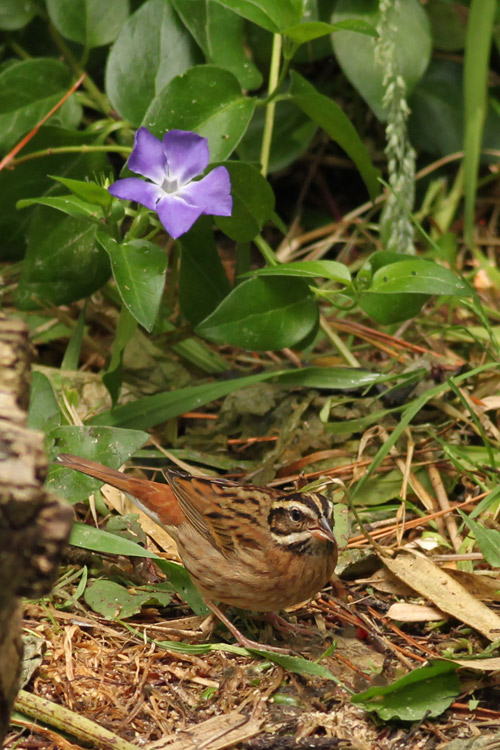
[164,471,238,555]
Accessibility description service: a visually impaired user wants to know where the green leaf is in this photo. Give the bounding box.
[359,292,429,324]
[459,512,500,567]
[212,0,303,33]
[155,559,209,615]
[90,366,382,430]
[61,302,87,371]
[0,0,36,29]
[285,18,378,45]
[331,0,432,121]
[196,276,318,351]
[70,521,158,557]
[144,65,255,162]
[352,661,460,721]
[0,59,81,152]
[17,195,102,220]
[288,71,380,200]
[0,126,109,261]
[46,0,129,48]
[90,372,273,428]
[243,260,351,285]
[463,0,497,247]
[96,233,167,331]
[358,255,470,323]
[178,217,231,326]
[172,0,262,90]
[16,209,110,311]
[215,162,275,241]
[28,372,61,432]
[102,306,138,405]
[248,651,345,686]
[274,367,380,389]
[369,260,470,296]
[46,425,149,503]
[84,579,172,620]
[105,0,199,125]
[50,176,112,207]
[70,523,208,614]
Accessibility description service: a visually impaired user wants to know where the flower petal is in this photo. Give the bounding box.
[128,127,166,184]
[180,166,232,217]
[108,177,163,210]
[162,130,209,185]
[156,194,204,238]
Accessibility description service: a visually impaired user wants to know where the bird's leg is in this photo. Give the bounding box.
[204,601,291,654]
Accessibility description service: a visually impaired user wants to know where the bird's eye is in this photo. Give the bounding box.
[290,508,304,523]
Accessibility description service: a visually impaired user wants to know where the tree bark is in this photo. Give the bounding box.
[0,315,73,744]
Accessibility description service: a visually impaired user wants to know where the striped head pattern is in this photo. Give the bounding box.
[267,491,335,555]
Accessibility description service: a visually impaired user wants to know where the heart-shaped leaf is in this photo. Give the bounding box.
[243,260,351,285]
[369,260,470,296]
[196,276,318,351]
[84,580,172,620]
[172,0,262,89]
[16,208,110,310]
[0,59,81,151]
[46,425,149,503]
[97,233,167,331]
[105,0,199,124]
[215,162,275,241]
[331,0,432,120]
[143,66,256,161]
[46,0,129,48]
[212,0,303,33]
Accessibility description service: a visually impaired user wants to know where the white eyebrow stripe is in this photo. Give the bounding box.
[270,530,310,545]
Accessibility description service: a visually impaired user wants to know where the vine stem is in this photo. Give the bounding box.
[320,317,360,368]
[10,144,131,167]
[254,235,279,266]
[260,33,282,178]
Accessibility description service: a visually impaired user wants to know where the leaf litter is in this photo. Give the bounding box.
[10,234,500,750]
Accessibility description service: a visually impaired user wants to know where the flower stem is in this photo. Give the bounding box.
[254,235,279,266]
[124,206,150,241]
[260,33,282,177]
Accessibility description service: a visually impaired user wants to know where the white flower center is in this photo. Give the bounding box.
[161,176,180,194]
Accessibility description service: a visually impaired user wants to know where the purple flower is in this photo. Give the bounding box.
[108,127,232,239]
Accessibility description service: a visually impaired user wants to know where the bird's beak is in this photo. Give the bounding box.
[310,516,335,543]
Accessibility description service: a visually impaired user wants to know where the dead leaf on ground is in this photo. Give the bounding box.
[386,602,448,622]
[147,712,262,750]
[446,568,500,602]
[356,569,416,597]
[381,552,500,641]
[451,657,500,671]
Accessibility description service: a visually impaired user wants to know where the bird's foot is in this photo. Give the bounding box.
[259,611,316,637]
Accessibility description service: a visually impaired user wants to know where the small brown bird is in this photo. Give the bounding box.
[56,453,337,651]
